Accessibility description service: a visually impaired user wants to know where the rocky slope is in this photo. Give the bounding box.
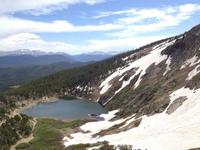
[62,24,200,149]
[1,24,200,149]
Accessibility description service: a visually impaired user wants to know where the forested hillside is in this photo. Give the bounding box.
[0,37,169,116]
[0,61,90,91]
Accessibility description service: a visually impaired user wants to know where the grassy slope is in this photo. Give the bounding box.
[16,119,88,150]
[16,119,132,150]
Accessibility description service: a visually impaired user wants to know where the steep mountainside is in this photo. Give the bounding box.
[63,24,200,149]
[1,24,200,149]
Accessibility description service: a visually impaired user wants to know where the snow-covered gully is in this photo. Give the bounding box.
[99,39,176,96]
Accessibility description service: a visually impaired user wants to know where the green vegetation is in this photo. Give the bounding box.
[0,37,168,117]
[186,72,200,89]
[0,37,173,150]
[16,119,88,150]
[0,114,33,150]
[106,78,170,118]
[58,95,77,100]
[0,108,8,120]
[0,61,88,91]
[65,141,133,150]
[5,56,124,97]
[0,53,127,114]
[15,119,132,150]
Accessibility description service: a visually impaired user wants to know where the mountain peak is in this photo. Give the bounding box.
[189,24,200,34]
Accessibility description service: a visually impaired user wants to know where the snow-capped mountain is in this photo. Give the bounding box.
[0,49,115,57]
[2,24,200,150]
[0,49,112,67]
[0,49,58,56]
[72,51,113,62]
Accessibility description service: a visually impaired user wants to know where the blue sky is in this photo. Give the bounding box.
[0,0,200,54]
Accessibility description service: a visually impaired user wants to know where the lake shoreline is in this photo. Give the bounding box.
[11,96,59,117]
[13,95,95,115]
[21,99,106,120]
[6,98,105,150]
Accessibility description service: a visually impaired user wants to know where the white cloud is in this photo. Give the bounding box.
[0,16,122,38]
[0,0,105,15]
[0,3,199,38]
[84,35,166,53]
[1,3,200,38]
[0,33,75,53]
[93,9,136,19]
[0,3,200,53]
[0,33,166,54]
[95,3,200,38]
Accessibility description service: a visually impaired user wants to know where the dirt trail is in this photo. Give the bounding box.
[10,118,37,150]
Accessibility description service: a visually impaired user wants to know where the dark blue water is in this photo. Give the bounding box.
[22,99,106,120]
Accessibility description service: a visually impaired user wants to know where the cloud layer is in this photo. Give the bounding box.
[0,2,200,54]
[0,16,122,38]
[0,33,165,54]
[0,0,105,15]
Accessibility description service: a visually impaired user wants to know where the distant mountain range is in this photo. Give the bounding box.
[0,49,68,56]
[0,50,113,66]
[0,50,112,90]
[72,51,113,62]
